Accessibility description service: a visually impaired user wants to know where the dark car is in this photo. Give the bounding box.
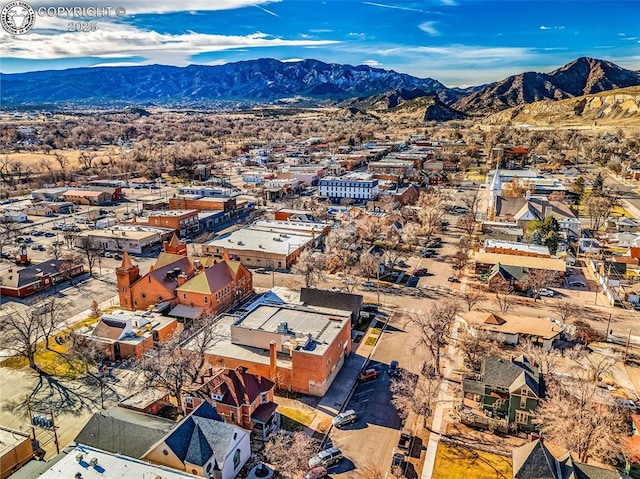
[413,268,428,276]
[388,360,399,376]
[448,276,460,283]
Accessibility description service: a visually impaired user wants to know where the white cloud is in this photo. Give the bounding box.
[418,21,440,36]
[254,4,279,17]
[309,28,333,33]
[26,0,281,15]
[281,58,303,62]
[362,2,426,13]
[540,25,565,30]
[0,23,339,63]
[362,59,381,66]
[348,32,366,39]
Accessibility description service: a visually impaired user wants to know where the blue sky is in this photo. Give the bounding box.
[1,0,639,86]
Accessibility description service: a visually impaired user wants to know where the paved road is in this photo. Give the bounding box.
[329,312,423,478]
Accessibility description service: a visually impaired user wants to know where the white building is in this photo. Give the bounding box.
[318,172,379,202]
[0,209,27,222]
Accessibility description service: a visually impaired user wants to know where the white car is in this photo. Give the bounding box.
[537,288,555,297]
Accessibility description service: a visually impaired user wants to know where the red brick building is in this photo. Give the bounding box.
[116,234,253,316]
[184,366,278,440]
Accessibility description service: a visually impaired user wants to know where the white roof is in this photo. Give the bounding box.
[37,445,200,479]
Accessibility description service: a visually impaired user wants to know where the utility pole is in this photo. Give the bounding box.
[624,329,632,364]
[605,313,612,341]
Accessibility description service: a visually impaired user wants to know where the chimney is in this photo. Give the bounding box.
[177,273,188,286]
[544,206,553,218]
[269,340,277,380]
[525,190,531,200]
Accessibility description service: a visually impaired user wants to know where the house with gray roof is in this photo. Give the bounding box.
[143,402,250,479]
[462,356,542,432]
[513,439,630,479]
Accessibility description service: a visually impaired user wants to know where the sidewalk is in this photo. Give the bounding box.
[305,310,392,437]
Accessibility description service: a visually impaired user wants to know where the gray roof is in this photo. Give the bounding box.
[513,440,558,479]
[300,287,363,320]
[74,407,175,458]
[490,263,527,282]
[164,402,238,468]
[462,378,484,396]
[482,356,540,396]
[572,463,630,479]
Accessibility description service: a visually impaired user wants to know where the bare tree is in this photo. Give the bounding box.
[408,299,461,376]
[360,465,404,479]
[521,270,557,301]
[0,216,21,259]
[416,190,449,242]
[456,213,477,236]
[492,281,516,313]
[0,298,63,370]
[357,251,379,280]
[553,300,580,325]
[291,248,325,288]
[460,289,484,312]
[516,338,561,376]
[132,317,225,412]
[534,377,630,464]
[75,237,102,276]
[458,328,502,372]
[390,369,441,419]
[571,347,620,383]
[264,432,318,479]
[63,229,82,250]
[461,192,481,219]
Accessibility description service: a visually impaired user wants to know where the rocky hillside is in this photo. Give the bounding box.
[453,57,640,115]
[484,86,640,126]
[0,58,447,107]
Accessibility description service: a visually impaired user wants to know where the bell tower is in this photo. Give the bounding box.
[163,233,187,256]
[116,252,140,310]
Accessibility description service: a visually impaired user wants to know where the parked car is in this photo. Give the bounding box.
[31,245,38,250]
[388,360,399,376]
[397,430,412,451]
[103,252,113,258]
[358,368,378,383]
[44,232,55,237]
[304,466,327,479]
[308,447,343,469]
[422,251,434,258]
[362,281,376,288]
[391,452,405,471]
[447,276,460,283]
[114,254,123,261]
[397,260,407,268]
[536,288,555,297]
[568,280,586,288]
[413,268,428,276]
[332,409,357,428]
[634,303,640,311]
[254,267,268,274]
[37,245,46,251]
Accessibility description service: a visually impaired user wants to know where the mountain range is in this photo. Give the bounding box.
[1,57,639,118]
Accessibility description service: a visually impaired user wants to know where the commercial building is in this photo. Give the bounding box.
[182,298,353,396]
[78,225,173,254]
[0,426,33,479]
[169,196,237,213]
[62,189,111,205]
[144,210,200,237]
[203,220,329,270]
[318,172,379,202]
[0,259,85,298]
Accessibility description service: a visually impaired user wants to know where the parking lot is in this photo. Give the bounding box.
[329,312,425,478]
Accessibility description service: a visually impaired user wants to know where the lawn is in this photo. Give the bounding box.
[277,405,316,431]
[432,443,512,479]
[0,316,99,377]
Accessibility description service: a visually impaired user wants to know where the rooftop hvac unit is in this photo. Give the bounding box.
[237,241,244,245]
[89,457,99,467]
[277,321,288,334]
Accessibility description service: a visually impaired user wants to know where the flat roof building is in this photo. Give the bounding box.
[182,297,353,396]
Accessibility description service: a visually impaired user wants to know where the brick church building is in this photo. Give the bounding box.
[116,234,253,317]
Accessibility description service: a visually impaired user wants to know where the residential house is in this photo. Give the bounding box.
[143,402,250,479]
[0,259,85,298]
[466,312,562,350]
[475,252,566,281]
[184,366,279,440]
[462,356,542,432]
[73,309,178,361]
[22,203,54,217]
[513,439,630,479]
[0,210,27,223]
[607,216,640,233]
